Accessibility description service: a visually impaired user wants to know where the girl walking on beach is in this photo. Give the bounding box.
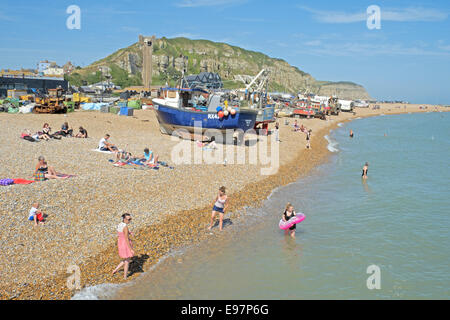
[208,186,228,231]
[282,203,297,239]
[112,213,135,279]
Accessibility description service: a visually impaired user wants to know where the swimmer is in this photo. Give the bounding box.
[362,162,369,179]
[350,130,354,138]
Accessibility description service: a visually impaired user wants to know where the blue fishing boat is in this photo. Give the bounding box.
[152,88,258,139]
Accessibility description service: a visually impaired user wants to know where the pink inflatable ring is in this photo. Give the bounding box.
[279,213,305,230]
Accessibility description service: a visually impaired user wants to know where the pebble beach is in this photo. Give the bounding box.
[0,103,446,300]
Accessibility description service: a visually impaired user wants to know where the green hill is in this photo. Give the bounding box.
[66,37,371,100]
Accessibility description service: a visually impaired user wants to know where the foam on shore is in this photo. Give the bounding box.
[324,135,339,153]
[71,283,121,300]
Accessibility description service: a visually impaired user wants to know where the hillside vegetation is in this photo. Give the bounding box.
[66,37,371,99]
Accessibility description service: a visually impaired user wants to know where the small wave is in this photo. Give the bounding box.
[71,246,189,300]
[324,135,339,152]
[337,123,344,127]
[71,283,122,300]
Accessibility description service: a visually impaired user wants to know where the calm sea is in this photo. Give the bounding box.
[75,112,450,300]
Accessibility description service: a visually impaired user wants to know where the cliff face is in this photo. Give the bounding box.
[315,81,372,100]
[82,37,371,100]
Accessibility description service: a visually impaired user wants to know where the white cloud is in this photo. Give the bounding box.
[382,7,448,22]
[438,41,450,51]
[298,6,448,23]
[296,41,450,57]
[304,40,322,46]
[176,0,246,8]
[169,32,200,39]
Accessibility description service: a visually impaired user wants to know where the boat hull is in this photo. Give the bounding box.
[153,102,258,138]
[255,104,275,123]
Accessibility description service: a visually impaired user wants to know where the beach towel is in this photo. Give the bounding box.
[92,149,113,154]
[12,179,34,185]
[56,174,76,179]
[33,172,47,182]
[22,135,39,142]
[112,161,159,170]
[0,179,14,186]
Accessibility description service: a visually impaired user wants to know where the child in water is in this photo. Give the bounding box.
[282,203,297,239]
[362,162,369,179]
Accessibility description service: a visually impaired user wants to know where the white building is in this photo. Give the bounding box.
[43,67,64,77]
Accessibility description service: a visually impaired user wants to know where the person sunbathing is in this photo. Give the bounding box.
[37,123,51,141]
[141,148,159,165]
[42,123,61,140]
[197,140,218,150]
[98,134,118,152]
[300,124,307,133]
[34,156,69,180]
[204,140,218,150]
[116,150,132,162]
[21,129,39,142]
[57,122,73,137]
[75,126,88,138]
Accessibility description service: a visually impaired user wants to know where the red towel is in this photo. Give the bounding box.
[13,179,34,185]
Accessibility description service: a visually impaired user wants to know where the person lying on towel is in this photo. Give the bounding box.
[116,150,132,162]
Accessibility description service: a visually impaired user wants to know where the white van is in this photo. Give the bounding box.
[339,100,354,112]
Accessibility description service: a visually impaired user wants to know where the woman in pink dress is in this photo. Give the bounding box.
[112,213,135,279]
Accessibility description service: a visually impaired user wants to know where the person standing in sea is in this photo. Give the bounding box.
[350,129,354,138]
[112,213,135,279]
[282,203,297,239]
[362,162,369,179]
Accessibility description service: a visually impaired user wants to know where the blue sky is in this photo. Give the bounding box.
[0,0,449,104]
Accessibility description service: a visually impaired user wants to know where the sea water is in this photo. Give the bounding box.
[108,112,449,300]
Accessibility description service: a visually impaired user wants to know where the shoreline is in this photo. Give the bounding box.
[0,105,447,300]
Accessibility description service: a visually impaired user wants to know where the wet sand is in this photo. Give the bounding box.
[0,103,446,299]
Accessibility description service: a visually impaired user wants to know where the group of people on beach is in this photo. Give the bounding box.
[26,119,370,281]
[97,134,160,165]
[292,120,313,149]
[112,186,230,279]
[110,184,306,279]
[22,122,88,142]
